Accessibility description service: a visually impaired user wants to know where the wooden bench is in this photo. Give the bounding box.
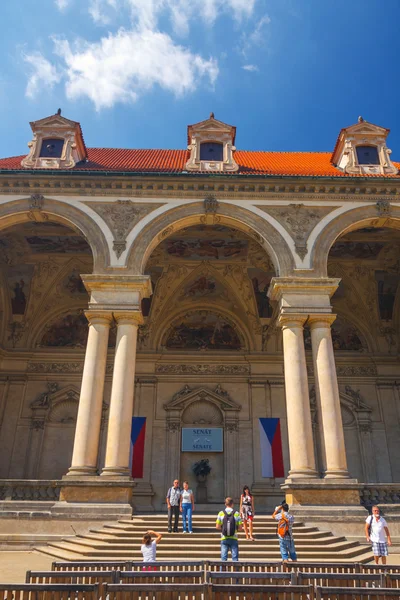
[297,572,385,588]
[385,574,400,589]
[118,570,205,584]
[52,561,131,572]
[207,561,289,573]
[104,582,204,600]
[208,571,296,585]
[285,562,361,574]
[362,565,400,575]
[127,561,204,573]
[316,586,400,600]
[210,583,314,600]
[26,570,115,597]
[0,583,98,600]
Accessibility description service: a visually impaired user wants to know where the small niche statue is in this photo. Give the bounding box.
[192,458,211,504]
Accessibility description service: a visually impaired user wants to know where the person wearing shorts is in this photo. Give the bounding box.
[240,485,255,541]
[365,505,392,564]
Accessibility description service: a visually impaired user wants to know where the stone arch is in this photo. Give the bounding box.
[127,202,295,276]
[311,204,400,276]
[0,196,110,272]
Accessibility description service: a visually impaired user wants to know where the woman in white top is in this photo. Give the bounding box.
[365,505,392,564]
[141,529,163,567]
[180,480,195,533]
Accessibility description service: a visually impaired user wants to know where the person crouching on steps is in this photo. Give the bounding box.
[272,502,297,563]
[141,529,162,569]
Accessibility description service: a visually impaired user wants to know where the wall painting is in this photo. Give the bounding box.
[7,264,35,315]
[375,271,400,321]
[166,312,242,351]
[248,268,273,318]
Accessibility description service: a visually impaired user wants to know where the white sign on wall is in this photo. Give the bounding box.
[181,427,223,452]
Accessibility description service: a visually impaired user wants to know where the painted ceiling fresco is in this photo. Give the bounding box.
[155,225,250,262]
[165,311,242,351]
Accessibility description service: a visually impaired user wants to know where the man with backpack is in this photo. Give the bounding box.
[365,505,392,564]
[216,497,243,561]
[272,502,297,563]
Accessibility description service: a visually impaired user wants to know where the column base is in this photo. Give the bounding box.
[282,478,361,506]
[60,475,135,504]
[101,467,131,477]
[66,466,98,477]
[324,469,351,479]
[286,468,319,480]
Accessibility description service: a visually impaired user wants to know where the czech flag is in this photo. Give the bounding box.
[130,417,146,478]
[259,418,284,478]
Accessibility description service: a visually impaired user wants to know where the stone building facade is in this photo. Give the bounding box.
[0,112,399,517]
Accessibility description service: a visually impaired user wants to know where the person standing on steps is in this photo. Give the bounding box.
[272,502,297,563]
[216,497,243,561]
[365,505,392,564]
[240,485,255,541]
[166,479,181,533]
[180,480,195,533]
[141,529,163,568]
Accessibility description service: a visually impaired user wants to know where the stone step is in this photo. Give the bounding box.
[35,514,374,564]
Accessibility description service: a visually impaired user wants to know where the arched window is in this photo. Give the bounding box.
[200,142,223,161]
[356,146,380,165]
[39,138,65,158]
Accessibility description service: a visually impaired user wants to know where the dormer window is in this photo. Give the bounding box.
[331,117,398,175]
[200,142,223,161]
[356,145,379,165]
[39,138,64,158]
[21,110,87,170]
[186,113,239,172]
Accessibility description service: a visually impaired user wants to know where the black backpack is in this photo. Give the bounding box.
[222,509,236,537]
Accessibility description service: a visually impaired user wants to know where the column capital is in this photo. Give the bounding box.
[82,274,152,311]
[113,310,144,326]
[84,310,114,326]
[308,314,337,328]
[278,313,307,328]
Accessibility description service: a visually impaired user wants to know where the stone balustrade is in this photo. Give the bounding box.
[360,484,400,506]
[0,479,61,501]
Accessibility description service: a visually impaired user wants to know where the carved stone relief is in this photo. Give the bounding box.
[84,200,164,258]
[155,363,250,375]
[257,204,336,259]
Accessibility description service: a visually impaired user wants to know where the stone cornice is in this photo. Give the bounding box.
[1,173,400,201]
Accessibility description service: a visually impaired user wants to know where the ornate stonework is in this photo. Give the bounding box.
[85,200,164,257]
[257,204,336,259]
[155,363,250,374]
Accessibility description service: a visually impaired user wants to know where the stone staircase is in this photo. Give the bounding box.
[36,514,373,562]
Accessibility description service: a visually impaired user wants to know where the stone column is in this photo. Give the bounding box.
[309,315,349,479]
[101,311,142,477]
[67,311,112,476]
[279,314,317,479]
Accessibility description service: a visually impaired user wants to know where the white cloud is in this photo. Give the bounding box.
[53,28,218,110]
[55,0,70,10]
[87,0,257,32]
[242,64,258,71]
[24,52,62,98]
[248,14,271,46]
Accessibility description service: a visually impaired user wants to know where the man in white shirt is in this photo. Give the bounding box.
[365,505,392,564]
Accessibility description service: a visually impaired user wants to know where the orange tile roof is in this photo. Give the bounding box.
[0,148,399,178]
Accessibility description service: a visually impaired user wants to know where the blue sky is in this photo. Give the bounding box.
[1,0,400,159]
